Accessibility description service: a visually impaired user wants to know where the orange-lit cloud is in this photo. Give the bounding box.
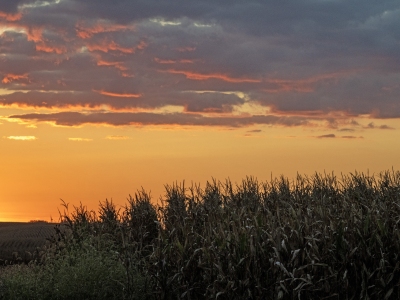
[26,27,43,43]
[97,60,128,70]
[76,21,134,39]
[162,70,261,83]
[87,40,135,54]
[136,40,148,50]
[4,24,67,54]
[95,59,131,77]
[0,11,22,22]
[2,74,29,84]
[35,43,66,54]
[94,90,141,98]
[6,136,37,141]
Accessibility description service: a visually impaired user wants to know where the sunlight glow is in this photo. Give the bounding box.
[19,0,61,9]
[105,135,130,140]
[0,89,16,96]
[150,18,181,26]
[0,26,26,35]
[6,136,37,141]
[68,138,93,142]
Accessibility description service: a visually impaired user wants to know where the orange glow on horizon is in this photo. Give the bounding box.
[1,121,400,222]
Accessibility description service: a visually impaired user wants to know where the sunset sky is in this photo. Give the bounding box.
[1,0,400,222]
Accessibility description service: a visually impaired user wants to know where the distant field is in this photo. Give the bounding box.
[0,222,57,262]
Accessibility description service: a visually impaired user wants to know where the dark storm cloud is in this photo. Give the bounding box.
[1,0,400,127]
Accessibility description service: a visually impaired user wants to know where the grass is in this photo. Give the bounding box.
[1,170,400,299]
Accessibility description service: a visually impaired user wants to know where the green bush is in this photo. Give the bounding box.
[0,242,130,300]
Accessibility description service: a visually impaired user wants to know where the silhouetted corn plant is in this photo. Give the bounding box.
[7,170,399,299]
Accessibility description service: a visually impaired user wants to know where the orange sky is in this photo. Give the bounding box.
[1,1,400,221]
[1,110,399,222]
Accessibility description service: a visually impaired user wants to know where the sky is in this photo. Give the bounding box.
[1,0,400,221]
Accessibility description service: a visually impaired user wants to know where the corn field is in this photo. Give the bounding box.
[2,170,400,299]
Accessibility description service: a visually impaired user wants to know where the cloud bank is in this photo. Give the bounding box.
[1,0,400,128]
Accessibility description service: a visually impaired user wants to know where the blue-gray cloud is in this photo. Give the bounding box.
[1,0,400,128]
[8,111,312,127]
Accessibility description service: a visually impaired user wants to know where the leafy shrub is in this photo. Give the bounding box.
[0,246,126,300]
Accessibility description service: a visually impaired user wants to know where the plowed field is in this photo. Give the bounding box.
[0,222,57,262]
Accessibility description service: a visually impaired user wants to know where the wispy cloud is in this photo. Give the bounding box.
[75,20,135,39]
[154,58,194,64]
[105,135,130,140]
[316,134,363,139]
[6,136,36,141]
[161,70,262,83]
[342,135,364,139]
[317,134,336,139]
[68,137,93,142]
[338,128,355,132]
[365,122,395,130]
